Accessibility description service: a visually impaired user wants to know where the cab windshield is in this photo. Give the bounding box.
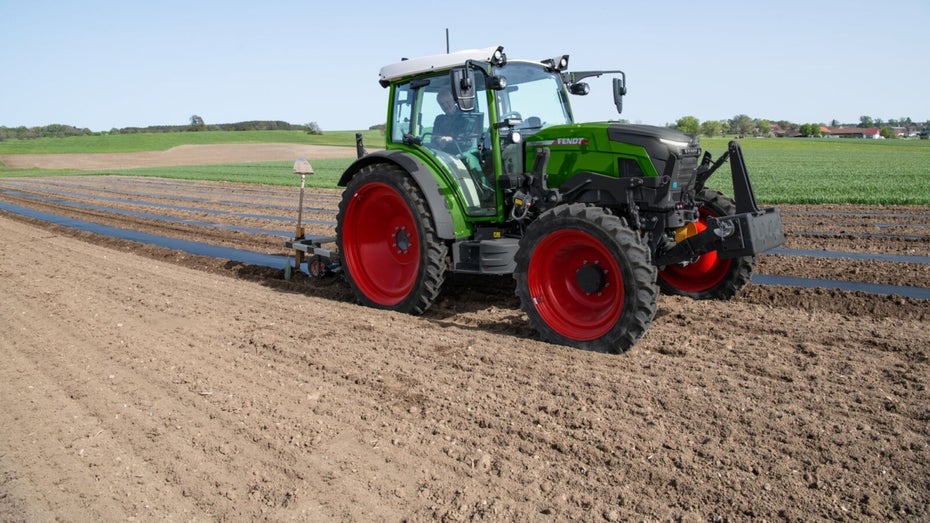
[493,62,573,130]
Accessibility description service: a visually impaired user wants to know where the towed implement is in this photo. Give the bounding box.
[288,46,784,353]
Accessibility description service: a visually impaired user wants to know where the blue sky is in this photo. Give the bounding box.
[2,0,928,132]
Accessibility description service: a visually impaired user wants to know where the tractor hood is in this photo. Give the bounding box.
[607,124,700,158]
[522,122,702,187]
[607,124,701,177]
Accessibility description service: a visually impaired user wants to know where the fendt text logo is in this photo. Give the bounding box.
[526,138,590,147]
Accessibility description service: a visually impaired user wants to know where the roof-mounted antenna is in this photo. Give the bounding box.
[445,28,450,53]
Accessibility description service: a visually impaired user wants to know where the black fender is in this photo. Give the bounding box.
[339,150,455,240]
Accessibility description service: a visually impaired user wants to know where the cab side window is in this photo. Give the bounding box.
[390,83,414,144]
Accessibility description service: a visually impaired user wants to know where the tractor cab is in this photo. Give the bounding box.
[380,47,602,219]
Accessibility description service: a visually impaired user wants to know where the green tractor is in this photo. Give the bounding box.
[322,46,784,353]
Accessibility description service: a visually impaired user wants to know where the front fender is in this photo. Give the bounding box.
[340,150,459,240]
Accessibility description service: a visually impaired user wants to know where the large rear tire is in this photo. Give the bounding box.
[337,164,447,314]
[514,203,658,353]
[658,188,754,300]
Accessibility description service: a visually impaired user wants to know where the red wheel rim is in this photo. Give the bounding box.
[527,229,624,341]
[659,207,732,292]
[342,182,419,306]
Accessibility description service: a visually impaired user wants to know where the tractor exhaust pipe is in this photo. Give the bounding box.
[356,133,367,159]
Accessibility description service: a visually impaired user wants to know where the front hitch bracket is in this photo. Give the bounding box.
[695,141,760,214]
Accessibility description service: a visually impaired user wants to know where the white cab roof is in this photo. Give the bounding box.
[379,46,501,84]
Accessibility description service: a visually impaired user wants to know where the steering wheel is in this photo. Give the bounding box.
[500,111,522,121]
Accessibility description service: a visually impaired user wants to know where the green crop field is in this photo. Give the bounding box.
[112,159,351,188]
[699,137,930,205]
[2,131,928,204]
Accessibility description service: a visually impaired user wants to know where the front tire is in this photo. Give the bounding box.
[658,188,754,300]
[336,164,447,314]
[514,203,658,353]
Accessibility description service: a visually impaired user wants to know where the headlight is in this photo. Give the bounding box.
[659,138,690,148]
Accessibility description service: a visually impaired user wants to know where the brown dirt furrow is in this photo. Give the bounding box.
[756,254,930,289]
[2,206,930,520]
[2,166,930,520]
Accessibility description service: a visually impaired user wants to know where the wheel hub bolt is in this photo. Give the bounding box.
[394,226,411,254]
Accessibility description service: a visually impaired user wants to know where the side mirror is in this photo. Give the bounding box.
[612,75,627,114]
[451,68,476,112]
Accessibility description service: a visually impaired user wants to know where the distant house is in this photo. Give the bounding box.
[892,126,920,138]
[770,123,801,137]
[825,127,882,139]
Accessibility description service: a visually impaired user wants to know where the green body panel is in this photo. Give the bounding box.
[522,123,660,188]
[382,143,476,238]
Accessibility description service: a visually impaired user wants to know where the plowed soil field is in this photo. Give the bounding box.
[1,145,928,521]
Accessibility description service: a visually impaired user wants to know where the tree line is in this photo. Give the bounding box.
[0,117,323,142]
[182,115,322,135]
[673,115,930,139]
[0,123,95,141]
